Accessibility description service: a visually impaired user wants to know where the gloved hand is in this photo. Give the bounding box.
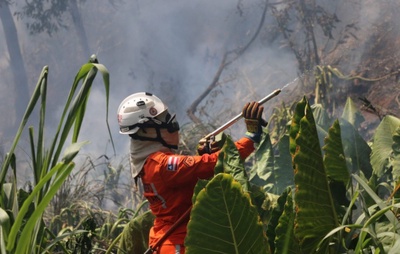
[242,101,267,143]
[197,138,221,155]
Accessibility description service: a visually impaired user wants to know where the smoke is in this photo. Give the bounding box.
[5,0,396,206]
[76,0,299,156]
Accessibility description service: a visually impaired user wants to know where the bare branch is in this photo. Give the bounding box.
[187,0,269,124]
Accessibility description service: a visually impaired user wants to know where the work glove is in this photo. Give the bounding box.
[242,101,267,143]
[196,133,227,155]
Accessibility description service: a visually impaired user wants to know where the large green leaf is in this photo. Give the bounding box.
[274,188,300,254]
[185,173,269,254]
[214,136,250,192]
[371,115,400,177]
[392,127,400,182]
[322,120,350,186]
[249,131,274,191]
[274,135,294,194]
[251,133,294,194]
[339,119,373,179]
[253,131,274,182]
[290,97,338,253]
[311,104,331,131]
[117,210,155,254]
[341,97,365,128]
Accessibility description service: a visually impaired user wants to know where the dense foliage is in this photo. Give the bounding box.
[1,56,400,254]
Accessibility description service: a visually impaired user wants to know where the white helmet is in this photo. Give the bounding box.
[117,92,179,135]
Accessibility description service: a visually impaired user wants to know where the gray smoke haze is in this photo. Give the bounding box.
[2,0,397,202]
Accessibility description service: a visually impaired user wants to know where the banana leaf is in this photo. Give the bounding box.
[185,173,269,254]
[370,115,400,177]
[290,97,338,253]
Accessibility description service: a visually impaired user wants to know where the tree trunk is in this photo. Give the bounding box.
[69,0,91,57]
[0,1,30,127]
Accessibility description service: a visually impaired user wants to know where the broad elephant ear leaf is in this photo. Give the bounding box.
[311,103,331,131]
[214,135,249,192]
[185,173,269,254]
[392,127,400,183]
[274,187,301,254]
[290,97,338,253]
[341,97,365,128]
[117,210,155,254]
[371,115,400,177]
[274,134,294,194]
[248,130,274,191]
[339,118,373,179]
[252,130,274,182]
[323,119,350,185]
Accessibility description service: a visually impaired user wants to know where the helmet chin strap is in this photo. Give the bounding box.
[129,127,178,150]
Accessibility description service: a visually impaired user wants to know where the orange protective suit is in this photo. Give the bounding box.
[141,137,255,253]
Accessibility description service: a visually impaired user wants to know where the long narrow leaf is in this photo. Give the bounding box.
[353,174,400,232]
[35,69,48,184]
[6,162,68,251]
[0,66,48,187]
[15,163,74,254]
[0,208,10,239]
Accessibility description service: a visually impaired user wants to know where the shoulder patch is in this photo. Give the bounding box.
[183,156,195,167]
[167,156,179,171]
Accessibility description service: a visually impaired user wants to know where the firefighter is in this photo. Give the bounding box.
[117,92,266,254]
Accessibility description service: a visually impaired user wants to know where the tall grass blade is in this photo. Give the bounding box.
[14,163,74,254]
[0,66,48,187]
[353,174,400,233]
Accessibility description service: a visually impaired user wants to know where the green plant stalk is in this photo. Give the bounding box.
[20,164,74,254]
[6,162,73,252]
[43,227,89,253]
[105,233,122,254]
[354,174,400,232]
[0,66,48,189]
[354,205,394,253]
[35,70,48,185]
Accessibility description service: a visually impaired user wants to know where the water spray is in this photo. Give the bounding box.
[199,71,307,143]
